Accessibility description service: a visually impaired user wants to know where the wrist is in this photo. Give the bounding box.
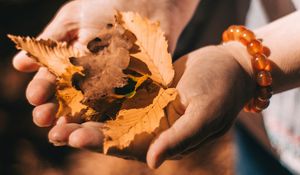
[221,41,254,81]
[220,42,257,104]
[221,25,274,112]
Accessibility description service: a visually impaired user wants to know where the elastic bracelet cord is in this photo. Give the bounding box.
[222,25,273,113]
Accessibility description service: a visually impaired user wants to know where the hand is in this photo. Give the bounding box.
[146,44,255,168]
[12,0,119,150]
[12,0,196,152]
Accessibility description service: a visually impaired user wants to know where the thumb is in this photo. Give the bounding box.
[146,99,209,169]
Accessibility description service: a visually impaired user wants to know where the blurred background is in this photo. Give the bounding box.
[0,1,73,175]
[0,0,298,174]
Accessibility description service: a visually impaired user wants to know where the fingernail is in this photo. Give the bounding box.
[49,132,67,146]
[50,140,67,146]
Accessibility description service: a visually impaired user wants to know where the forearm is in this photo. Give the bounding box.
[256,11,300,92]
[224,11,300,93]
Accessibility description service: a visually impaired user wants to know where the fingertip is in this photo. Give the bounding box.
[48,123,81,146]
[26,80,54,106]
[68,128,87,148]
[26,70,56,106]
[56,116,67,125]
[68,127,103,151]
[13,51,40,72]
[147,138,167,169]
[32,103,57,127]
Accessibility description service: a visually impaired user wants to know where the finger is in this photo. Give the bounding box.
[56,116,68,125]
[26,67,56,106]
[48,123,81,146]
[147,99,208,169]
[32,102,58,127]
[68,123,104,151]
[12,51,40,72]
[12,32,66,73]
[73,27,105,51]
[165,95,186,126]
[82,121,105,128]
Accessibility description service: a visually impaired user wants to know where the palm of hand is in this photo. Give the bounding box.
[146,45,253,168]
[12,0,124,151]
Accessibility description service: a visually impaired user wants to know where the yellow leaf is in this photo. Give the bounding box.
[7,35,83,76]
[117,12,174,87]
[103,87,177,154]
[8,35,96,119]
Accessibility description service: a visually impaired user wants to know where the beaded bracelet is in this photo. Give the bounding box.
[222,25,273,113]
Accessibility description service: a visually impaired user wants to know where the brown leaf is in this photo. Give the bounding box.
[117,12,174,87]
[103,87,177,154]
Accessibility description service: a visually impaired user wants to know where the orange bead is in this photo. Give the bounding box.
[239,29,255,45]
[227,26,236,41]
[247,39,263,56]
[264,61,272,71]
[262,46,271,57]
[257,86,273,100]
[257,71,272,86]
[233,26,246,40]
[222,31,230,42]
[243,100,253,112]
[253,98,270,110]
[252,54,268,71]
[251,106,262,113]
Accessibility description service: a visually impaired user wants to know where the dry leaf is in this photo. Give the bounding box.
[7,35,83,76]
[117,11,174,87]
[104,87,177,154]
[8,35,97,119]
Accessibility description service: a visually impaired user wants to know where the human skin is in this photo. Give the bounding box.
[12,0,300,170]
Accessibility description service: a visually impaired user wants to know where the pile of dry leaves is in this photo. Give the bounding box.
[9,11,178,160]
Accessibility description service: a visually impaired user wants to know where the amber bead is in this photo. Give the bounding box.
[222,31,230,42]
[257,71,272,86]
[233,26,246,40]
[257,86,273,100]
[251,106,262,113]
[253,98,270,110]
[243,100,253,112]
[239,30,255,45]
[264,61,272,71]
[227,26,236,40]
[252,54,268,71]
[262,46,271,57]
[247,39,263,56]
